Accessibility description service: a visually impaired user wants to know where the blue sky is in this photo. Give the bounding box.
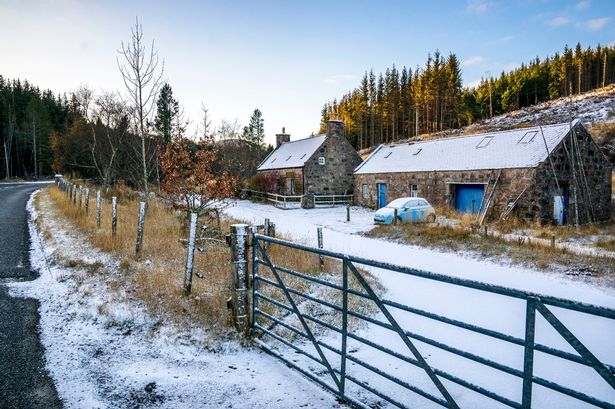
[1,0,613,144]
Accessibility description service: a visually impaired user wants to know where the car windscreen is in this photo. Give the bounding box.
[386,198,410,209]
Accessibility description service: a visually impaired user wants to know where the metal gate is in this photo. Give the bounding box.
[249,231,615,409]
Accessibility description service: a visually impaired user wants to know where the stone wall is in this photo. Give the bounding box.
[534,123,612,223]
[354,168,536,221]
[303,120,363,195]
[256,168,304,195]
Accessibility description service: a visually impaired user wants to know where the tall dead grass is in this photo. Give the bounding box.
[47,184,380,340]
[48,185,234,336]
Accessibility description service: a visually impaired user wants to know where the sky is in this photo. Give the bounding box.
[1,0,614,145]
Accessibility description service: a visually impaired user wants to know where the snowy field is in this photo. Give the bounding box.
[8,192,341,409]
[225,200,615,408]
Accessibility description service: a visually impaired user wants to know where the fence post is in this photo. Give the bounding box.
[85,188,90,215]
[551,234,555,248]
[317,227,324,270]
[264,218,271,252]
[78,186,83,208]
[96,191,101,227]
[111,196,117,237]
[184,212,198,295]
[230,224,249,334]
[73,185,77,205]
[135,201,146,258]
[346,204,350,222]
[340,258,349,396]
[521,296,538,408]
[394,208,398,225]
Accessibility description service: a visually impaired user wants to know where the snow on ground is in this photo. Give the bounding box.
[226,201,615,408]
[8,191,340,409]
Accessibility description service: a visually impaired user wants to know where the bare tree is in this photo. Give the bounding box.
[74,85,95,121]
[200,101,213,141]
[216,119,241,140]
[90,92,130,191]
[117,17,164,199]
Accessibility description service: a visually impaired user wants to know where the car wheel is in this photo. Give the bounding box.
[427,213,436,223]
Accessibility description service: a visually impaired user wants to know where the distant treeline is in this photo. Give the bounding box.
[0,76,74,179]
[320,43,615,150]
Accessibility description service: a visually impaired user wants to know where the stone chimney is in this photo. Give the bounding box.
[326,120,344,139]
[276,127,290,148]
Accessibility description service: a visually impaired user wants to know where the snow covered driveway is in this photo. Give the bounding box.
[226,201,615,408]
[8,192,341,409]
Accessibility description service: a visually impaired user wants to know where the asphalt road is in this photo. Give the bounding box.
[0,182,62,409]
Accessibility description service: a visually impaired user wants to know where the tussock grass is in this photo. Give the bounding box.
[48,185,234,337]
[47,184,381,341]
[367,222,615,282]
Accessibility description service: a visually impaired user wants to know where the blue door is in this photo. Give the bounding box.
[377,183,387,209]
[455,185,485,214]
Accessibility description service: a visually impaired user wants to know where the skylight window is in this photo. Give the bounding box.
[476,136,494,148]
[300,153,306,159]
[384,152,393,158]
[271,158,276,163]
[413,148,422,155]
[286,155,292,161]
[518,131,538,144]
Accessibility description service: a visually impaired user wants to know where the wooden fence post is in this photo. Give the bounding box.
[184,212,198,295]
[111,196,117,237]
[551,234,555,248]
[73,184,77,205]
[230,224,249,334]
[317,227,324,270]
[79,186,83,208]
[135,201,146,258]
[346,204,350,222]
[96,191,101,227]
[85,188,90,215]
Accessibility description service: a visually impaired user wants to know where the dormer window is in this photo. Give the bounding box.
[318,157,326,165]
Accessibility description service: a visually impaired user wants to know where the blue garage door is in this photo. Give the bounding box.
[455,184,485,214]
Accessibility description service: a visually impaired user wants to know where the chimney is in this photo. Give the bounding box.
[326,120,344,139]
[276,127,290,148]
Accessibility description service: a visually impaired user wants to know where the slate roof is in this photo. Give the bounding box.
[354,121,578,175]
[257,135,326,171]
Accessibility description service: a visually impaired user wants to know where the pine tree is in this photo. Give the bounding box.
[242,109,265,148]
[154,83,179,145]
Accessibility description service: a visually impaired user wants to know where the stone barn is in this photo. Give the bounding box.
[353,120,612,225]
[256,120,362,196]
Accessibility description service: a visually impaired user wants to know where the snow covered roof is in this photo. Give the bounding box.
[257,135,326,171]
[354,121,579,174]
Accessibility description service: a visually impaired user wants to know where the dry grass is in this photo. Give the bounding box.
[366,221,615,282]
[48,185,234,336]
[47,183,380,340]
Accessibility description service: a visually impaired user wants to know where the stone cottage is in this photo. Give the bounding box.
[353,120,612,225]
[256,120,363,196]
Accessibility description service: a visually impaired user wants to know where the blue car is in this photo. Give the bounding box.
[374,197,436,224]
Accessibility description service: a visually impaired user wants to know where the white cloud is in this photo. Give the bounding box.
[466,0,492,14]
[465,79,482,89]
[575,0,590,10]
[322,74,357,85]
[462,56,484,66]
[549,16,571,27]
[586,17,611,30]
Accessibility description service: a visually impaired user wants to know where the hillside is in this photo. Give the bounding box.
[359,85,615,162]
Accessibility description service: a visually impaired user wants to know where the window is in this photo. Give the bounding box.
[300,153,307,159]
[413,148,422,155]
[410,184,418,198]
[384,152,392,158]
[286,155,292,161]
[270,158,276,163]
[318,157,326,165]
[290,179,296,194]
[518,131,538,144]
[362,184,368,199]
[476,136,494,148]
